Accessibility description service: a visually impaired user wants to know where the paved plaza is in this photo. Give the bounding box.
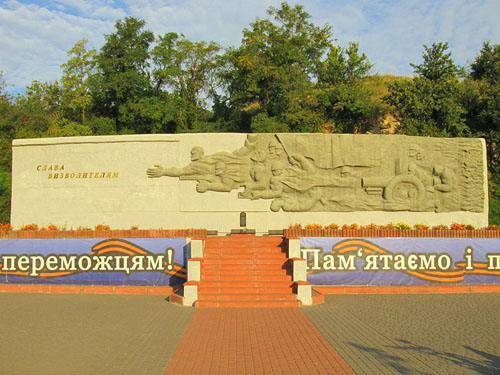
[0,292,499,374]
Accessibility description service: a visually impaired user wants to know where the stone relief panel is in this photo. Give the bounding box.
[146,134,485,213]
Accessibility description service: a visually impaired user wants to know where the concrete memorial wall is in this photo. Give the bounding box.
[11,133,488,233]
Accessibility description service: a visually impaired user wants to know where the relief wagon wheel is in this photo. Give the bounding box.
[383,174,426,206]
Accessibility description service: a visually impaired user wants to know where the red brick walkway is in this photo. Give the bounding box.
[163,307,354,375]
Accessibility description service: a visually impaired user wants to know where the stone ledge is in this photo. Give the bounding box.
[0,229,207,239]
[285,229,500,238]
[312,285,500,295]
[0,284,174,295]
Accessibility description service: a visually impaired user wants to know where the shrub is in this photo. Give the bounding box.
[305,224,322,230]
[94,224,110,231]
[324,223,340,230]
[20,223,39,231]
[413,223,429,230]
[360,223,378,230]
[378,223,395,230]
[342,223,359,230]
[0,223,12,232]
[393,222,412,230]
[432,224,449,230]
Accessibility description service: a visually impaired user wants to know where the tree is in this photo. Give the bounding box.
[465,42,500,134]
[14,80,63,138]
[92,17,154,133]
[149,32,222,133]
[316,42,376,133]
[0,71,15,171]
[410,42,462,81]
[60,38,97,123]
[0,170,11,223]
[463,42,500,224]
[0,72,13,222]
[385,42,468,137]
[221,2,332,132]
[470,42,500,82]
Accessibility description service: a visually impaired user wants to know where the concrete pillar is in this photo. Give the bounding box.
[190,239,204,258]
[187,259,201,281]
[293,258,307,282]
[183,282,198,306]
[288,238,301,258]
[296,282,313,306]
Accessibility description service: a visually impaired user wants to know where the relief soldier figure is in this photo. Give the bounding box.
[147,134,484,213]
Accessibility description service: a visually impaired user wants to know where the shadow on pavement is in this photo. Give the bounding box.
[348,342,433,375]
[349,339,500,375]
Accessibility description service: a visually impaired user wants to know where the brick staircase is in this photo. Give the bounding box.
[195,235,300,307]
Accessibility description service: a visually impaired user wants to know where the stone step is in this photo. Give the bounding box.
[197,293,297,302]
[203,250,287,257]
[202,258,287,265]
[201,268,288,276]
[195,300,301,308]
[202,262,289,271]
[205,238,284,248]
[197,235,296,307]
[200,274,293,282]
[198,280,294,288]
[198,286,293,295]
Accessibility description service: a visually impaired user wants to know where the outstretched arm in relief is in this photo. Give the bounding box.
[147,165,165,178]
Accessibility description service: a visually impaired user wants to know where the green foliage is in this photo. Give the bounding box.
[12,80,63,139]
[92,17,155,133]
[385,42,468,137]
[318,43,372,84]
[152,33,221,105]
[315,43,376,133]
[45,112,93,137]
[490,201,500,225]
[150,32,222,132]
[60,39,97,123]
[0,171,11,223]
[221,2,332,132]
[463,42,500,225]
[470,42,500,82]
[410,42,463,81]
[464,43,500,137]
[0,73,15,170]
[489,181,500,226]
[220,3,376,133]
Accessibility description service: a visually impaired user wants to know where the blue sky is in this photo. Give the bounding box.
[1,0,499,95]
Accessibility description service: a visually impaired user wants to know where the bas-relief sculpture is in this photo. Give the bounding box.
[147,134,485,213]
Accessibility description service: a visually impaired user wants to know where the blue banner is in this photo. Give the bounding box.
[301,237,500,286]
[0,238,187,286]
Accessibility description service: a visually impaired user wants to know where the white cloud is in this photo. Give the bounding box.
[302,0,500,76]
[124,0,281,46]
[1,0,499,94]
[0,0,115,91]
